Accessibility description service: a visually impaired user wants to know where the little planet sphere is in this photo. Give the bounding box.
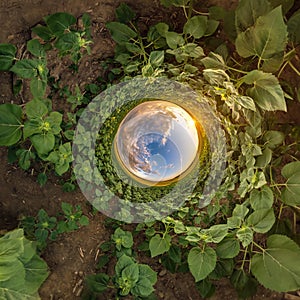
[114,100,200,184]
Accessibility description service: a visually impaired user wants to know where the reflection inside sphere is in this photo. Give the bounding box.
[114,100,200,184]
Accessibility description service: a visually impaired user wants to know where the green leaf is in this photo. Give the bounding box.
[131,278,155,297]
[0,43,17,71]
[233,204,249,219]
[203,224,228,243]
[255,147,272,168]
[115,255,135,277]
[269,0,294,14]
[55,32,77,51]
[250,186,274,210]
[106,22,137,45]
[242,70,287,111]
[138,265,157,286]
[149,50,164,68]
[122,263,139,284]
[236,96,256,111]
[45,112,62,135]
[26,99,48,119]
[281,161,300,206]
[27,39,46,58]
[22,254,49,294]
[32,25,53,41]
[149,234,171,257]
[183,16,207,39]
[16,149,35,170]
[165,32,184,49]
[196,279,215,298]
[216,237,240,259]
[112,228,133,250]
[168,244,181,264]
[251,234,300,292]
[0,238,23,263]
[116,3,136,23]
[30,133,55,155]
[235,7,288,63]
[263,130,285,149]
[287,10,300,44]
[235,0,271,33]
[37,173,47,186]
[10,59,38,79]
[46,12,76,36]
[188,246,217,282]
[155,22,169,37]
[0,104,22,146]
[246,208,275,233]
[231,269,258,298]
[30,77,47,99]
[205,19,219,36]
[236,226,253,247]
[201,52,226,69]
[85,273,109,293]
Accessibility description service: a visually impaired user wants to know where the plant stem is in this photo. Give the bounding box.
[288,61,300,77]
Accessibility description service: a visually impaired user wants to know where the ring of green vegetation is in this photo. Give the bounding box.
[94,98,211,204]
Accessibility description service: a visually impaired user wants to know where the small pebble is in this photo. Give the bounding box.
[159,269,167,276]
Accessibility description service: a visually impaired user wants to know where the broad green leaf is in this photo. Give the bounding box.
[235,0,271,33]
[23,119,42,139]
[262,52,284,73]
[131,278,155,297]
[10,59,38,79]
[231,269,258,298]
[22,254,49,294]
[0,238,23,263]
[246,208,275,233]
[139,265,157,285]
[115,255,135,277]
[216,237,240,259]
[165,31,184,49]
[196,279,215,298]
[183,16,207,39]
[106,22,137,45]
[251,234,300,292]
[0,260,24,282]
[27,39,46,58]
[209,259,234,280]
[235,7,288,63]
[281,161,300,206]
[250,186,274,210]
[55,32,77,51]
[30,133,55,155]
[26,99,48,119]
[233,204,249,219]
[31,25,53,41]
[85,273,109,293]
[0,43,17,71]
[188,246,217,282]
[263,130,285,149]
[45,112,62,135]
[115,3,136,23]
[236,96,256,111]
[149,50,164,68]
[155,22,169,37]
[287,10,300,44]
[0,104,22,146]
[30,77,47,99]
[255,147,272,168]
[242,70,286,111]
[201,52,226,69]
[149,234,171,257]
[202,224,228,243]
[16,149,35,170]
[46,12,76,36]
[205,19,219,36]
[269,0,294,14]
[112,228,133,250]
[121,263,139,284]
[168,244,181,263]
[236,226,253,247]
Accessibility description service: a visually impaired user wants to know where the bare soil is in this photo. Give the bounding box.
[0,0,299,299]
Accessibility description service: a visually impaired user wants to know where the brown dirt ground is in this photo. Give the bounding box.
[0,0,299,299]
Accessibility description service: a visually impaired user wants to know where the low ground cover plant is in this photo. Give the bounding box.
[0,0,300,298]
